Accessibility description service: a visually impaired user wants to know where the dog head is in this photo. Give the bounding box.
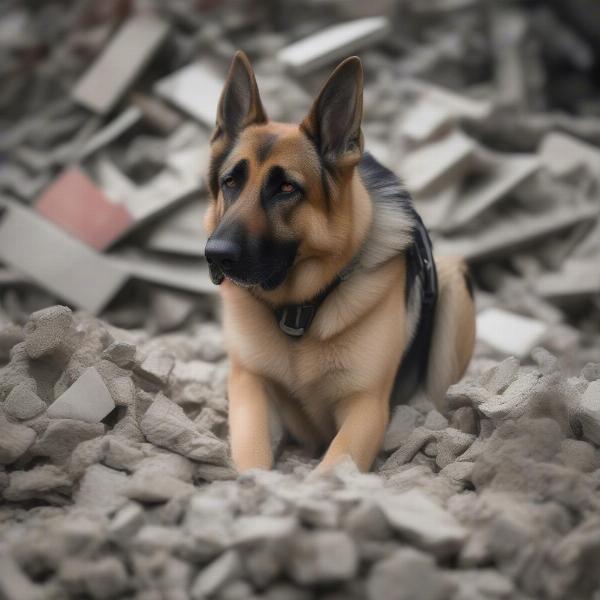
[204,51,364,300]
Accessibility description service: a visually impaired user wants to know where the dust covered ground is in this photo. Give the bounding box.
[1,306,600,600]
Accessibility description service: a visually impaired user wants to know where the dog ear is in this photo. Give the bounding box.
[215,51,267,139]
[301,56,364,167]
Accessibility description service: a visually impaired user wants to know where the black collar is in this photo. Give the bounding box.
[275,259,356,338]
[274,216,437,342]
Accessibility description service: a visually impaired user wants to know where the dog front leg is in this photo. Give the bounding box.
[317,392,389,473]
[228,360,273,472]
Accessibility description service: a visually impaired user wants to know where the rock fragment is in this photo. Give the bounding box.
[367,548,456,600]
[60,557,128,600]
[377,489,468,557]
[47,366,115,422]
[0,416,36,464]
[4,382,46,420]
[191,550,242,599]
[577,380,600,445]
[137,351,175,385]
[287,531,358,584]
[140,393,229,465]
[34,418,105,463]
[4,464,72,503]
[23,305,74,359]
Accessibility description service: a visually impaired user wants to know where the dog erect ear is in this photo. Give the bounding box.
[301,56,364,167]
[215,51,267,139]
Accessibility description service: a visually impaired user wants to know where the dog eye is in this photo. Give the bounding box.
[280,182,295,194]
[223,176,236,188]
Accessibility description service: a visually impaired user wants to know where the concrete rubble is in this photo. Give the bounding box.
[2,0,600,598]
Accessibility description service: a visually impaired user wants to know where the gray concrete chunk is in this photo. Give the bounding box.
[0,416,36,464]
[47,367,115,423]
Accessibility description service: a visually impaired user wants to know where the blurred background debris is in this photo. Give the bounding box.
[1,1,600,598]
[0,0,598,354]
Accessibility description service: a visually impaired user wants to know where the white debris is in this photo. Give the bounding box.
[476,308,548,357]
[47,367,115,423]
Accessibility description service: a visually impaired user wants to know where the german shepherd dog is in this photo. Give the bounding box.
[204,51,475,473]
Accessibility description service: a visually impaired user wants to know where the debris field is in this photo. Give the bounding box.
[1,1,600,599]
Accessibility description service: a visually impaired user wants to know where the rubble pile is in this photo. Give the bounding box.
[0,307,600,599]
[1,0,600,598]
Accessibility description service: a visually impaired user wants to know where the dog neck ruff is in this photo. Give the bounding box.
[275,215,438,341]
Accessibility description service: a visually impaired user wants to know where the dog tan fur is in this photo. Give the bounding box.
[204,51,475,473]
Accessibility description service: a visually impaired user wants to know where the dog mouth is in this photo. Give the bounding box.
[222,262,290,291]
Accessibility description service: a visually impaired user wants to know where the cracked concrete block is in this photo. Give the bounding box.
[140,393,229,466]
[4,382,46,420]
[383,405,420,452]
[47,367,115,423]
[367,547,455,600]
[191,550,242,599]
[4,464,72,504]
[287,531,358,584]
[0,416,36,464]
[34,418,105,464]
[23,305,74,360]
[377,489,468,557]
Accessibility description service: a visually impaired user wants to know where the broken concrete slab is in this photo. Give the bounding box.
[535,259,600,300]
[476,308,548,357]
[577,380,600,445]
[109,251,213,295]
[79,106,142,160]
[540,131,600,178]
[35,167,133,251]
[400,129,477,195]
[47,367,115,423]
[72,14,169,115]
[278,17,390,74]
[74,463,130,514]
[0,201,128,314]
[154,61,224,127]
[399,96,454,145]
[444,152,540,231]
[436,204,598,262]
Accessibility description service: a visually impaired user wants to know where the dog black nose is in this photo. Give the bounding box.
[205,238,241,272]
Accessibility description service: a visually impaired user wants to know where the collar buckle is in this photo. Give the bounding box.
[278,305,316,337]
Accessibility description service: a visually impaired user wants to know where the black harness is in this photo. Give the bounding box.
[275,213,438,401]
